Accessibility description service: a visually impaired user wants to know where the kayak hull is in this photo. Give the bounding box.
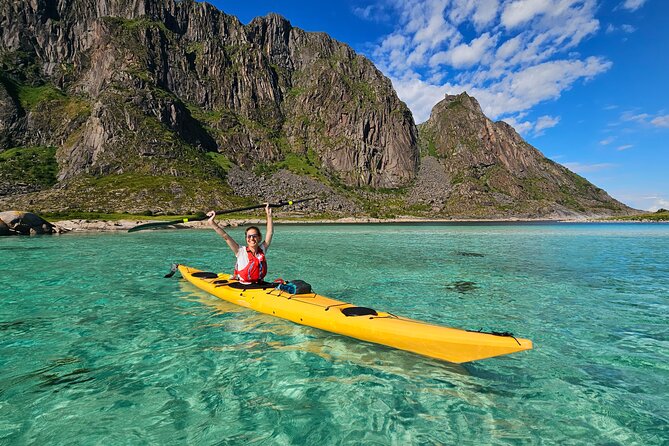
[178,265,532,363]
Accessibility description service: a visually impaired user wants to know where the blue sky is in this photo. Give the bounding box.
[208,0,667,211]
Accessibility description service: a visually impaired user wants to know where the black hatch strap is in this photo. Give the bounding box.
[324,303,348,311]
[467,328,521,346]
[369,312,399,320]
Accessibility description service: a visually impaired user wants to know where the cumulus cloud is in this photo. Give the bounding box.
[430,33,497,68]
[366,0,607,127]
[501,0,552,29]
[534,115,560,134]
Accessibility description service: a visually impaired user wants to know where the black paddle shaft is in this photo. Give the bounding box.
[128,197,316,233]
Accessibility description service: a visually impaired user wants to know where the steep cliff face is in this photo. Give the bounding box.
[415,93,635,217]
[0,0,417,207]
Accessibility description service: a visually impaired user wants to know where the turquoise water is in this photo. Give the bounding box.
[1,223,668,445]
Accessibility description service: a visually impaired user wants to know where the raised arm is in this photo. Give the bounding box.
[207,211,240,254]
[263,203,273,249]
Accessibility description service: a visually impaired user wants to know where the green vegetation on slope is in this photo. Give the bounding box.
[606,210,669,221]
[0,146,58,187]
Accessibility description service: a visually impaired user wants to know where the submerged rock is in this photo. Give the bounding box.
[455,251,485,257]
[0,211,56,235]
[445,281,478,293]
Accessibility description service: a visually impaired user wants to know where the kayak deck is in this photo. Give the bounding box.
[178,265,533,363]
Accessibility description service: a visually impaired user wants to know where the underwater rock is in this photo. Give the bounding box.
[455,251,485,257]
[445,281,478,293]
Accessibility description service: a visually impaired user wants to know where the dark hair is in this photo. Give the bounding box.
[246,226,262,238]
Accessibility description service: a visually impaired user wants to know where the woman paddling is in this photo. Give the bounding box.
[206,204,273,284]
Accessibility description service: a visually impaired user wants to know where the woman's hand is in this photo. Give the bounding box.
[206,210,216,226]
[265,203,272,217]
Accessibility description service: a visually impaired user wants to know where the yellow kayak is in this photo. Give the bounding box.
[178,265,533,363]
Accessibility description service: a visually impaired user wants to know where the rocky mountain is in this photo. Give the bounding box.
[0,0,635,218]
[411,93,633,218]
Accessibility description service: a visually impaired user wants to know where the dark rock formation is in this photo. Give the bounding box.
[0,210,56,235]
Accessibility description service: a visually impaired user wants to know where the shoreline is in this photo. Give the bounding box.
[50,216,658,233]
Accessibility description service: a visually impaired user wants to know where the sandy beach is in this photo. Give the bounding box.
[52,215,598,232]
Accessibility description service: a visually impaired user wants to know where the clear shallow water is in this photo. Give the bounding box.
[1,223,668,445]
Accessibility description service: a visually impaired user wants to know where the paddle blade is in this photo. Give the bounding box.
[164,263,179,278]
[128,217,192,233]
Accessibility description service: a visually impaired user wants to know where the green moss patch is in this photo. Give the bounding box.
[16,84,65,110]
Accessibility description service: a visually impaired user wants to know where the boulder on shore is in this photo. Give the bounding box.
[0,211,56,235]
[0,218,9,236]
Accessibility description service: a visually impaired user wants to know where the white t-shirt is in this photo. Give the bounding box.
[234,242,268,283]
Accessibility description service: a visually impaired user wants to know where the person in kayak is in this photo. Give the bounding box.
[206,204,273,284]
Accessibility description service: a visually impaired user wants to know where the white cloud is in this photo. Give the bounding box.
[621,111,650,123]
[534,115,560,134]
[472,0,500,28]
[616,144,633,151]
[620,0,648,12]
[651,115,669,128]
[498,114,560,136]
[430,33,497,68]
[496,35,523,60]
[562,162,616,173]
[501,115,534,134]
[366,0,607,121]
[501,0,551,29]
[648,197,669,212]
[615,194,669,212]
[473,56,611,119]
[606,23,637,34]
[600,137,615,145]
[618,111,669,128]
[390,76,452,123]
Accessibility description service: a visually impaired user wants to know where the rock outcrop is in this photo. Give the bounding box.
[0,210,56,235]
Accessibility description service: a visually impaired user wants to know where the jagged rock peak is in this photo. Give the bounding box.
[431,91,483,116]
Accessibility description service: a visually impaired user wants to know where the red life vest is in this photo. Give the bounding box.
[234,247,267,283]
